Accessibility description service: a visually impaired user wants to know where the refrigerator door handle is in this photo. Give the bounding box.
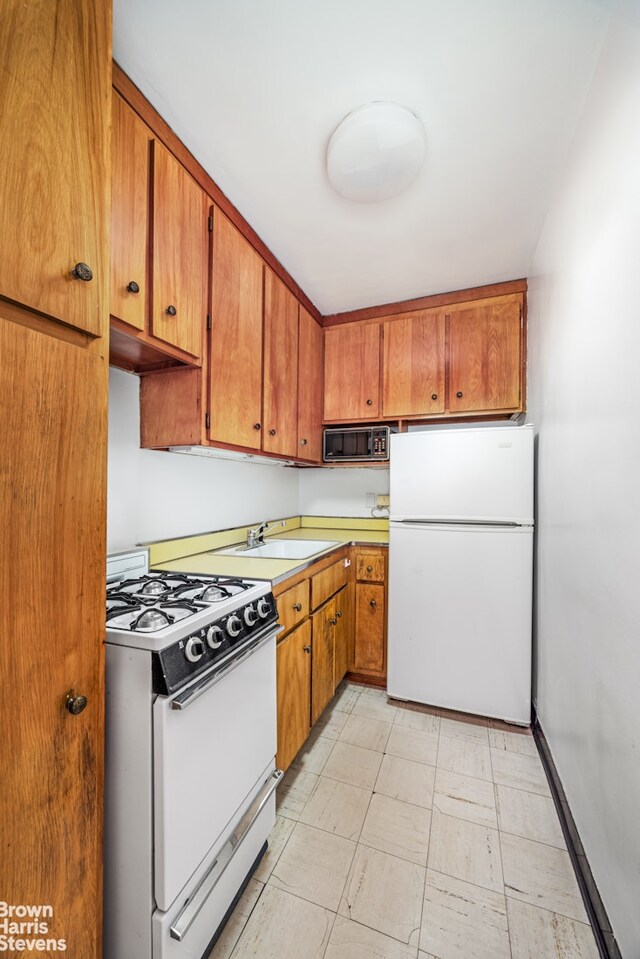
[391,518,524,528]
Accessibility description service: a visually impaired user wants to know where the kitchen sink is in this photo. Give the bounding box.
[215,538,339,560]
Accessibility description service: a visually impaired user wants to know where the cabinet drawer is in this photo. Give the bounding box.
[276,580,309,636]
[355,551,385,583]
[311,558,348,611]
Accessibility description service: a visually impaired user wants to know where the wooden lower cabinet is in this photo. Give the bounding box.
[276,621,311,772]
[351,547,387,683]
[333,585,352,688]
[311,597,337,724]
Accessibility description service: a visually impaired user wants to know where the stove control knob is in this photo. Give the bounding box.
[226,615,242,638]
[185,637,205,663]
[244,605,259,627]
[206,625,224,649]
[257,597,271,620]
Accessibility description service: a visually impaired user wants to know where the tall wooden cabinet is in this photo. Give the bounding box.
[324,322,381,421]
[0,2,110,955]
[263,268,299,458]
[297,306,324,462]
[382,311,445,417]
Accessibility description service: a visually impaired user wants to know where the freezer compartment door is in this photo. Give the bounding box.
[387,523,532,724]
[390,425,534,524]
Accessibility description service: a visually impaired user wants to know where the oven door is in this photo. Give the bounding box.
[153,626,278,911]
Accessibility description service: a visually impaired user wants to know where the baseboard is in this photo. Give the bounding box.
[532,707,622,959]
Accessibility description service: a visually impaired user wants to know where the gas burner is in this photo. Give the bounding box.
[199,585,230,602]
[133,608,171,631]
[140,580,168,596]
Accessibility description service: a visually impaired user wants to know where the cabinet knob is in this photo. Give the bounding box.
[126,280,140,294]
[71,262,93,282]
[329,617,337,625]
[456,391,463,398]
[303,645,311,654]
[431,393,438,401]
[293,602,302,612]
[336,610,342,618]
[370,600,377,609]
[300,438,308,446]
[253,423,261,431]
[65,693,88,715]
[366,399,373,406]
[366,565,373,573]
[269,428,277,436]
[166,304,177,316]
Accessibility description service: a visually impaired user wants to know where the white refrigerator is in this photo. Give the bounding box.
[387,424,534,725]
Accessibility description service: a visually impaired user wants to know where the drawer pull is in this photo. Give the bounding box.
[336,610,342,618]
[166,304,177,316]
[431,393,438,400]
[456,390,463,398]
[366,565,373,573]
[303,645,311,654]
[71,261,93,282]
[293,602,302,612]
[370,600,377,609]
[329,617,337,626]
[126,280,140,293]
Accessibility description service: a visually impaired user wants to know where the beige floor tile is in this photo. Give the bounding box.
[394,703,440,734]
[490,748,551,796]
[440,717,490,744]
[433,768,498,828]
[386,724,439,767]
[360,792,431,865]
[420,869,510,959]
[298,776,371,840]
[339,844,425,945]
[501,832,588,923]
[314,707,349,740]
[496,784,566,849]
[326,915,418,959]
[338,713,393,752]
[507,898,600,959]
[352,694,399,722]
[276,768,319,820]
[358,684,388,699]
[428,808,503,893]
[437,735,492,782]
[230,884,334,959]
[207,879,263,959]
[331,682,362,713]
[419,954,437,958]
[253,815,295,881]
[321,740,383,790]
[375,753,435,808]
[269,821,355,911]
[291,730,334,774]
[489,725,538,756]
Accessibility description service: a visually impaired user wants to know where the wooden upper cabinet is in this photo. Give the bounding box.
[151,141,206,358]
[263,269,299,457]
[111,92,150,332]
[298,306,323,462]
[382,311,445,417]
[448,295,523,413]
[0,0,109,337]
[209,208,264,449]
[324,323,381,421]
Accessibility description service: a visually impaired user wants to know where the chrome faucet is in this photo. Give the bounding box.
[246,519,285,549]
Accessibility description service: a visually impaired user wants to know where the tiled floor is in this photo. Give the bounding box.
[209,682,600,959]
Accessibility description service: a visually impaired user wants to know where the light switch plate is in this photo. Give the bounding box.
[365,493,376,508]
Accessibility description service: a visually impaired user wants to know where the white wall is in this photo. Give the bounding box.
[527,10,640,955]
[107,368,299,551]
[298,467,389,518]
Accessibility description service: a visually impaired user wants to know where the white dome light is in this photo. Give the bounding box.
[326,102,426,203]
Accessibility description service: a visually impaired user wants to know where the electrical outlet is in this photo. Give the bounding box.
[365,493,376,508]
[376,494,390,508]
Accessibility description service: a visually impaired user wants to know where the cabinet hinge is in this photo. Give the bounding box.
[208,213,213,232]
[207,314,212,331]
[205,413,210,430]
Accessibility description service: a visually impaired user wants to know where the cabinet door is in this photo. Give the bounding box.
[324,323,381,421]
[276,621,311,772]
[311,598,337,724]
[333,586,352,688]
[111,92,149,331]
[0,318,106,957]
[383,311,445,416]
[448,296,522,413]
[263,269,299,457]
[0,0,109,336]
[354,583,386,677]
[209,209,264,448]
[297,306,323,462]
[151,141,206,358]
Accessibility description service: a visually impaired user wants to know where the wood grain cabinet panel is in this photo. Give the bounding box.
[354,583,385,676]
[276,580,310,637]
[111,91,150,332]
[276,621,311,772]
[263,269,299,457]
[297,306,323,462]
[382,311,445,417]
[0,0,110,337]
[355,551,385,583]
[209,208,264,449]
[311,598,337,724]
[311,557,348,611]
[448,296,522,413]
[324,323,381,421]
[333,585,352,688]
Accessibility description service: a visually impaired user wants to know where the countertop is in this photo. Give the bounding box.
[153,524,388,586]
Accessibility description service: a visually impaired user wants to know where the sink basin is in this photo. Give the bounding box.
[216,538,339,560]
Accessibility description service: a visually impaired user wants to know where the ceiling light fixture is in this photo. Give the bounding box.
[326,102,426,203]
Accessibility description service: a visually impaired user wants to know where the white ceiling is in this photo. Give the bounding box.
[113,0,609,316]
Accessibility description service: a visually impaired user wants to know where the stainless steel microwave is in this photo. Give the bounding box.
[323,426,396,463]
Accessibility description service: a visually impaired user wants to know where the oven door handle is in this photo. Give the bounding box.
[169,768,283,941]
[171,624,283,711]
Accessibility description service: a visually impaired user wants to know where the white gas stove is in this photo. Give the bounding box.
[104,549,282,959]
